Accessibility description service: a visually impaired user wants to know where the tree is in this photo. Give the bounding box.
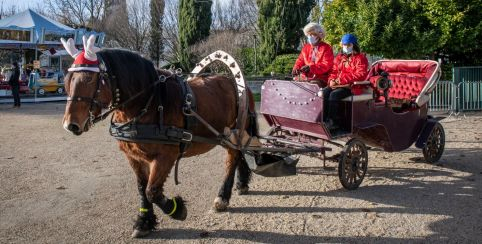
[422,0,482,64]
[44,0,106,30]
[178,0,212,71]
[104,0,152,55]
[211,0,258,32]
[161,0,180,66]
[310,2,322,23]
[322,0,482,64]
[149,0,165,67]
[256,0,315,69]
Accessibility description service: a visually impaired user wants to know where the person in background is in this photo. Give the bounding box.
[292,23,334,87]
[323,33,369,129]
[8,62,21,108]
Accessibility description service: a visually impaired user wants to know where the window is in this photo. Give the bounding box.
[0,29,31,41]
[43,32,74,42]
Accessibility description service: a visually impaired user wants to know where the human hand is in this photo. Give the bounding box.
[300,65,310,73]
[329,79,337,87]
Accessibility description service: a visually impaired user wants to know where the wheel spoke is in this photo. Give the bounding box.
[339,139,368,189]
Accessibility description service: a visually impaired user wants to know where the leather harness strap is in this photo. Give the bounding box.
[108,74,203,185]
[174,75,197,185]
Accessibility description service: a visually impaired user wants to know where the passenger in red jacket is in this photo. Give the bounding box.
[292,23,334,87]
[323,33,369,130]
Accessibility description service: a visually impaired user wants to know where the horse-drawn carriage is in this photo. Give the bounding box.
[251,59,445,189]
[61,36,445,237]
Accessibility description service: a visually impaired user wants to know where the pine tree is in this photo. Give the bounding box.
[257,0,315,69]
[149,0,165,67]
[178,0,212,71]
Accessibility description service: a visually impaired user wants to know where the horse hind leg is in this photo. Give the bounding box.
[214,149,243,211]
[235,153,251,195]
[145,156,187,221]
[234,107,256,195]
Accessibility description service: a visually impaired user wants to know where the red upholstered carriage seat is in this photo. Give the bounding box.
[367,60,441,106]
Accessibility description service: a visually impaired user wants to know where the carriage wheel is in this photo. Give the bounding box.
[338,139,368,190]
[423,122,445,163]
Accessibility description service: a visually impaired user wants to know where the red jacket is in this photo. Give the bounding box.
[328,52,369,85]
[293,42,334,82]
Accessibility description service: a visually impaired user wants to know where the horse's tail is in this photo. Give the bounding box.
[246,88,259,138]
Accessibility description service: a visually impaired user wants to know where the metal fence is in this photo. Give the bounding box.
[429,81,482,114]
[453,66,482,84]
[458,81,482,111]
[428,66,482,114]
[429,81,455,112]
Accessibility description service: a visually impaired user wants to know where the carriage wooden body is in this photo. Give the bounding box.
[254,60,445,189]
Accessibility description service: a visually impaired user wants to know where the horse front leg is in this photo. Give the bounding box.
[145,154,187,221]
[214,149,242,211]
[127,158,157,238]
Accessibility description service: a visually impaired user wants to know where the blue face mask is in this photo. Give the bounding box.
[343,46,353,54]
[307,36,318,45]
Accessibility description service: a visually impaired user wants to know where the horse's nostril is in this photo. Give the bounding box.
[67,123,80,133]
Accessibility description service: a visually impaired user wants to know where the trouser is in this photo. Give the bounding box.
[11,85,20,106]
[322,87,351,123]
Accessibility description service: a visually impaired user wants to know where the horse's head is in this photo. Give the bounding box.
[61,35,113,135]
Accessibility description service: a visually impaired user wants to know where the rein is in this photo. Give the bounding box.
[91,74,169,125]
[67,59,170,127]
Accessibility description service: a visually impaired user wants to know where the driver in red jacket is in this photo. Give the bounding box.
[323,33,369,130]
[292,23,334,87]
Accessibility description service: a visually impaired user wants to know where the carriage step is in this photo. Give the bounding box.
[243,151,298,177]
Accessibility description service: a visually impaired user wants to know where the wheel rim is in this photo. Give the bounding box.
[339,139,368,189]
[38,89,45,95]
[423,124,445,163]
[57,88,63,94]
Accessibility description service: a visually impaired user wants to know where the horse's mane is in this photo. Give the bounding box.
[97,49,160,97]
[97,49,183,115]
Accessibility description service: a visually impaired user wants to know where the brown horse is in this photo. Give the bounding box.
[61,46,255,237]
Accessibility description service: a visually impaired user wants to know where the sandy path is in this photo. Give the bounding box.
[0,102,481,243]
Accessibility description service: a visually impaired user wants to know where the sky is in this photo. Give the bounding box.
[1,0,232,12]
[0,0,43,10]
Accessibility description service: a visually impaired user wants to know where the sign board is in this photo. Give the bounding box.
[33,60,40,69]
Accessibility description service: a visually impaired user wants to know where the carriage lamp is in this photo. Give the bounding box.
[376,71,392,106]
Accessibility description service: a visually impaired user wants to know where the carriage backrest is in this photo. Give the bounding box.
[367,60,441,106]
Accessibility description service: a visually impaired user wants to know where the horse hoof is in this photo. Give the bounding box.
[213,197,228,212]
[170,196,188,221]
[131,229,151,238]
[237,186,249,195]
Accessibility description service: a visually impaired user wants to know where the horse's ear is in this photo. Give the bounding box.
[82,34,101,61]
[61,38,80,58]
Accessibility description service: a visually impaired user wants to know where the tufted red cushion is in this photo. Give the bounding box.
[367,61,437,101]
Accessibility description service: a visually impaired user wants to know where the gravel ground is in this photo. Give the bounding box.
[0,102,481,243]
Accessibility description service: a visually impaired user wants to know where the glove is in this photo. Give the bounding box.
[300,65,310,73]
[291,69,300,76]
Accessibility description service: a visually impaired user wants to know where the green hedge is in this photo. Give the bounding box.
[261,53,299,76]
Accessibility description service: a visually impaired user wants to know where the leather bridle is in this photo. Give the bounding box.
[66,62,115,128]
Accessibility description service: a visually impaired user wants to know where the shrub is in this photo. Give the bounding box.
[261,53,299,76]
[237,47,256,75]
